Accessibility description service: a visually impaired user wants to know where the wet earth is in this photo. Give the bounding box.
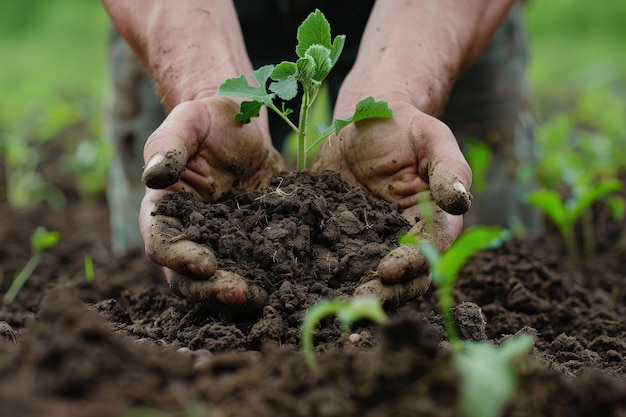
[1,156,625,417]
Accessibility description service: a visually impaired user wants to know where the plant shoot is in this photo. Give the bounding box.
[217,9,392,170]
[301,296,389,370]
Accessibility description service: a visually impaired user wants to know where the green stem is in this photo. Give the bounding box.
[297,90,311,170]
[561,227,580,263]
[581,209,596,262]
[267,103,299,134]
[439,289,461,349]
[3,252,43,304]
[306,129,334,154]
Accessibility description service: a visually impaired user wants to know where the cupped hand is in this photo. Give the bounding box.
[139,97,285,314]
[310,99,472,307]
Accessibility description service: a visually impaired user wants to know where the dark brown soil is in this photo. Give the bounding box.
[1,150,626,417]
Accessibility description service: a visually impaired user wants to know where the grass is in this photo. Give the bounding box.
[523,1,626,115]
[0,1,108,132]
[0,1,625,197]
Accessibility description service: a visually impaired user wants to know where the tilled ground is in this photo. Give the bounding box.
[1,166,625,417]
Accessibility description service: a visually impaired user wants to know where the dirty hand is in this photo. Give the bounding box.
[311,99,472,306]
[139,97,285,313]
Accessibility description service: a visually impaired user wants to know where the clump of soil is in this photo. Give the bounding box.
[154,170,410,295]
[149,170,412,349]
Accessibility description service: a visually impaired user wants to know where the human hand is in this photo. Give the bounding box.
[139,97,285,314]
[311,99,472,306]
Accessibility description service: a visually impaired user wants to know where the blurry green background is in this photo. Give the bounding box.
[0,0,625,203]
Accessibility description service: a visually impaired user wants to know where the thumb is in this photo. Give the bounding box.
[414,117,473,215]
[428,158,473,215]
[141,101,208,189]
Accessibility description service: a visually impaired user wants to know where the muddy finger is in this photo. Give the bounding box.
[377,202,462,283]
[144,214,218,277]
[353,274,432,308]
[165,269,268,314]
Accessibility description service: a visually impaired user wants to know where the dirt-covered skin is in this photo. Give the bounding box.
[1,150,626,416]
[152,170,412,300]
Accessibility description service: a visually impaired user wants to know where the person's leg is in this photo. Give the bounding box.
[442,2,540,233]
[104,28,165,255]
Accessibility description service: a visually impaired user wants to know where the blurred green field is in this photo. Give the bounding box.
[0,1,624,203]
[0,1,623,132]
[0,1,108,135]
[524,0,626,110]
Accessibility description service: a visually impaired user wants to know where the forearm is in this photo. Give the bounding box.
[340,0,516,116]
[102,0,252,110]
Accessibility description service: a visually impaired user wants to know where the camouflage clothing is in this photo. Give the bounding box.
[104,1,537,254]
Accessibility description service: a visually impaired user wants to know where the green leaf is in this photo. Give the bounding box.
[465,140,492,193]
[305,44,332,81]
[333,97,393,133]
[233,100,264,123]
[301,296,388,370]
[569,179,622,221]
[437,226,510,285]
[216,64,275,105]
[335,296,389,332]
[296,9,332,58]
[270,61,299,101]
[31,226,60,252]
[455,334,533,417]
[329,35,346,67]
[527,189,569,232]
[296,56,316,87]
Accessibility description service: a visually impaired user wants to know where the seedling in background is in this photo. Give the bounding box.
[217,9,392,170]
[464,139,492,194]
[400,226,533,417]
[528,178,623,262]
[3,227,60,304]
[84,254,95,282]
[301,296,389,370]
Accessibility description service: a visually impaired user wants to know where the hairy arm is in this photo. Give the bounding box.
[337,0,516,116]
[101,1,254,112]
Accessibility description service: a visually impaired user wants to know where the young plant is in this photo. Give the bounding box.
[527,178,623,261]
[3,226,60,304]
[84,254,95,283]
[301,296,389,370]
[217,9,392,170]
[400,226,533,417]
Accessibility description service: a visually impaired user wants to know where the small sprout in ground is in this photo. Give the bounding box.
[84,254,95,282]
[3,227,60,304]
[217,9,392,170]
[455,334,534,417]
[301,296,388,370]
[399,226,511,348]
[400,226,533,417]
[528,178,622,261]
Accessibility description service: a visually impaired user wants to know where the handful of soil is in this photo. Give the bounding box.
[153,170,411,301]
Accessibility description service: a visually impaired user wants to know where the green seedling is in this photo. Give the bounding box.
[464,139,492,194]
[301,296,389,370]
[455,334,534,417]
[62,136,112,199]
[400,226,511,347]
[84,254,95,282]
[3,226,60,304]
[400,226,533,417]
[1,132,65,210]
[217,9,392,170]
[528,178,623,261]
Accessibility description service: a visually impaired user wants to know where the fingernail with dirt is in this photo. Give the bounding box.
[453,181,466,194]
[142,150,187,189]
